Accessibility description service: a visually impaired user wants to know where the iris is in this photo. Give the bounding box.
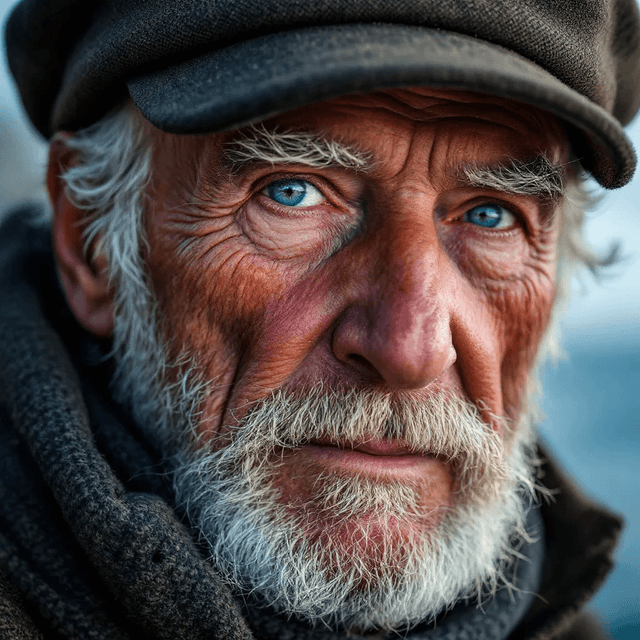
[267,179,308,207]
[465,204,512,228]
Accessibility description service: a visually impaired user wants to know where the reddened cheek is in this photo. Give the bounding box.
[492,278,556,417]
[438,223,531,281]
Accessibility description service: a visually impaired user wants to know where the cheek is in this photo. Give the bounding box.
[439,219,534,282]
[493,270,556,416]
[441,217,559,418]
[145,220,297,415]
[144,209,356,435]
[149,245,273,346]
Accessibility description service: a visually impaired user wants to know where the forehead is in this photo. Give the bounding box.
[249,87,569,167]
[147,88,570,189]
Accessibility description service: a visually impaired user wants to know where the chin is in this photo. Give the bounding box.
[271,455,456,577]
[171,439,535,632]
[173,459,532,632]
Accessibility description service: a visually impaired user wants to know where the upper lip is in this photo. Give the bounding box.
[308,438,420,457]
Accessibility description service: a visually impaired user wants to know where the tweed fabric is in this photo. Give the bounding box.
[0,207,622,639]
[5,0,640,188]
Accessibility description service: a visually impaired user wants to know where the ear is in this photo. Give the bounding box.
[48,136,115,338]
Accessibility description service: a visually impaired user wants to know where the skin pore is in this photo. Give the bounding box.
[52,88,568,566]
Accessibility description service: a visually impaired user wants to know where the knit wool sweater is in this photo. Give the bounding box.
[0,208,622,639]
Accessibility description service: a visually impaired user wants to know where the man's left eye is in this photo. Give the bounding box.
[263,179,324,208]
[464,204,516,229]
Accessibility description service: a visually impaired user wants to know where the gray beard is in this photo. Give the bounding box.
[108,279,540,633]
[169,388,538,633]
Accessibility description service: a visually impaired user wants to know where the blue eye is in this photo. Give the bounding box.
[464,204,516,229]
[264,179,324,208]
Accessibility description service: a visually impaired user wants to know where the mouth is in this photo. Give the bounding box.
[309,437,419,455]
[299,438,443,477]
[273,437,457,534]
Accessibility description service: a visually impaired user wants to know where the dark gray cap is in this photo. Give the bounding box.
[5,0,640,188]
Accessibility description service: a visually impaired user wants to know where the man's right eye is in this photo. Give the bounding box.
[263,179,324,208]
[464,203,516,229]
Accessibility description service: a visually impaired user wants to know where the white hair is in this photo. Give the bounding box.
[57,104,205,445]
[462,155,565,204]
[55,102,615,631]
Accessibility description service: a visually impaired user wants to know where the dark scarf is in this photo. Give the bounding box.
[0,207,620,640]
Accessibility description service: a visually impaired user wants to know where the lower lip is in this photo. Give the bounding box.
[300,444,441,477]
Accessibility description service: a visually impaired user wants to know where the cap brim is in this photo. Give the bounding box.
[128,24,636,188]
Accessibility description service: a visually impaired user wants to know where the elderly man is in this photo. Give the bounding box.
[0,0,637,638]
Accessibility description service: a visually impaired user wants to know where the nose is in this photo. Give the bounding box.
[332,198,455,390]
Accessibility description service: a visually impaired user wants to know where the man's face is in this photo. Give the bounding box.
[118,87,567,626]
[146,91,564,476]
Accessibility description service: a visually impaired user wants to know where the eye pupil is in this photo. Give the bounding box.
[466,204,503,228]
[268,179,307,206]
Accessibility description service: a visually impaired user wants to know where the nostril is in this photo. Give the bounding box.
[347,353,379,375]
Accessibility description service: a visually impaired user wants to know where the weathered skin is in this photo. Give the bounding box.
[49,88,568,547]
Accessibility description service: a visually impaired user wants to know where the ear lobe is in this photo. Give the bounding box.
[48,138,115,338]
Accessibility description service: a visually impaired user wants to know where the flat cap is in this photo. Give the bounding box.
[5,0,640,188]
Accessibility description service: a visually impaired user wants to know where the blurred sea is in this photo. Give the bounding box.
[540,345,640,639]
[0,0,638,637]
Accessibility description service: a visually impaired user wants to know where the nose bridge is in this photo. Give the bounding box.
[376,196,439,296]
[371,194,451,373]
[373,183,443,309]
[376,244,441,334]
[331,185,455,390]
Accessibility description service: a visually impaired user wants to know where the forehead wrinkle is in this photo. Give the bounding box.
[458,156,566,201]
[338,90,557,132]
[221,123,373,173]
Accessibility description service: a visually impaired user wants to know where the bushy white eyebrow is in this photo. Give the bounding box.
[461,156,565,201]
[223,124,373,172]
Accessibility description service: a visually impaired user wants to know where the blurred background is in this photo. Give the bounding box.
[0,0,637,637]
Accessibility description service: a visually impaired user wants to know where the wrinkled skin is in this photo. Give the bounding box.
[51,88,568,543]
